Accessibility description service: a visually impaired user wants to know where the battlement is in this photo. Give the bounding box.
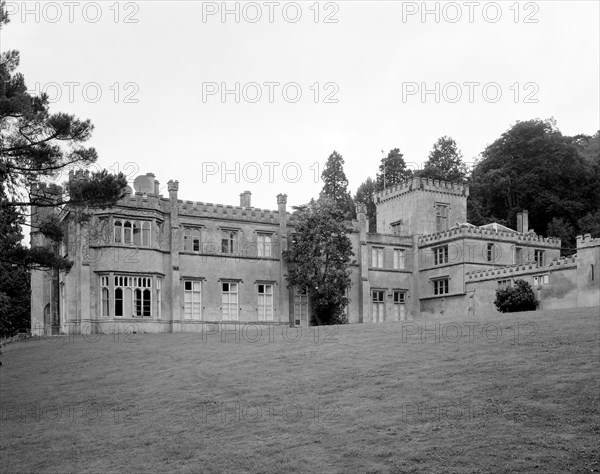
[375,177,469,204]
[175,200,298,225]
[417,225,561,247]
[31,182,63,196]
[576,234,600,249]
[466,256,577,282]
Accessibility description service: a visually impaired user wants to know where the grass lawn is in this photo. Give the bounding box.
[1,307,599,473]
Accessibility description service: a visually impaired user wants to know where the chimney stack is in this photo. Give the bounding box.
[522,210,529,234]
[240,191,252,208]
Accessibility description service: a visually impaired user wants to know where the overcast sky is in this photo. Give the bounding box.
[1,0,598,211]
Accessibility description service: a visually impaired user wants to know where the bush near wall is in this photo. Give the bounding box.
[494,279,538,313]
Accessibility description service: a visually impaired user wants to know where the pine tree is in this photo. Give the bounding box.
[320,150,354,217]
[375,148,412,191]
[419,136,468,182]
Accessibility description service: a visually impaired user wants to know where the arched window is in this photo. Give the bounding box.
[133,222,141,245]
[114,220,123,243]
[134,288,142,316]
[143,289,151,317]
[101,288,110,317]
[124,221,132,244]
[115,288,123,316]
[142,221,151,247]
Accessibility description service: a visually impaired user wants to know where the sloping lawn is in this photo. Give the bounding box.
[1,307,599,473]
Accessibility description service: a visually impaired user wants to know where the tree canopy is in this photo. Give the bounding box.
[283,198,354,325]
[419,136,468,182]
[467,119,600,250]
[320,150,354,218]
[354,177,377,233]
[376,148,412,190]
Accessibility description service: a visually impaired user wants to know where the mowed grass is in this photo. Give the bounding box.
[1,307,599,474]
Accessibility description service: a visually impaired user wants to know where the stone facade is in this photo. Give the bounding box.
[30,173,599,335]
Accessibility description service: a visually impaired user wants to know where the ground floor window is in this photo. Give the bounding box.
[112,275,155,318]
[257,284,274,321]
[533,274,549,286]
[294,288,308,326]
[392,290,406,321]
[184,280,202,320]
[222,282,239,320]
[101,276,110,317]
[372,290,385,323]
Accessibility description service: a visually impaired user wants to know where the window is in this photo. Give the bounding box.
[184,228,201,252]
[221,282,238,320]
[433,278,449,295]
[114,219,152,246]
[391,221,403,236]
[433,245,449,265]
[514,247,523,265]
[393,249,405,269]
[435,203,449,232]
[371,290,385,323]
[156,278,162,319]
[487,243,497,262]
[183,280,202,320]
[592,264,595,282]
[221,230,238,254]
[294,288,308,326]
[100,276,110,317]
[371,247,384,268]
[114,220,123,244]
[533,274,549,286]
[534,249,545,266]
[142,222,151,247]
[257,234,272,258]
[257,284,274,321]
[392,290,406,321]
[113,275,153,317]
[498,279,511,289]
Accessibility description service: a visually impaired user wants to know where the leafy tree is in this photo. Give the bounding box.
[580,130,600,166]
[354,177,377,232]
[494,279,538,313]
[320,150,354,218]
[546,217,576,255]
[467,119,600,234]
[376,148,412,190]
[419,136,468,182]
[0,199,30,337]
[283,198,354,325]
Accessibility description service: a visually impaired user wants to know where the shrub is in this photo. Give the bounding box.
[494,279,538,313]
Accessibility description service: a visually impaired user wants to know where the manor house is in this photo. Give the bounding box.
[30,172,600,335]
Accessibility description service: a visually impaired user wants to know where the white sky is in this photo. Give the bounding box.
[1,0,599,212]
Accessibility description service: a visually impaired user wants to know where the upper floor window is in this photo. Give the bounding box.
[435,203,449,233]
[433,277,449,295]
[433,245,449,265]
[514,247,524,265]
[497,279,512,289]
[487,243,498,262]
[534,249,545,266]
[114,219,152,247]
[391,220,403,236]
[221,230,238,254]
[183,228,201,252]
[393,249,405,269]
[257,234,272,258]
[371,247,384,268]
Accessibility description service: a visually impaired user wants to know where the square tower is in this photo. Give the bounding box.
[374,177,469,236]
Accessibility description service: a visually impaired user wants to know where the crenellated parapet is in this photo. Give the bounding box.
[465,256,577,282]
[375,177,469,204]
[576,234,600,249]
[366,233,412,246]
[417,225,561,247]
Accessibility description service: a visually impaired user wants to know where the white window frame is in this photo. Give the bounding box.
[393,249,405,269]
[533,274,549,286]
[183,280,202,320]
[433,245,449,265]
[433,278,449,295]
[221,281,239,320]
[257,234,272,258]
[257,283,274,321]
[371,247,384,268]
